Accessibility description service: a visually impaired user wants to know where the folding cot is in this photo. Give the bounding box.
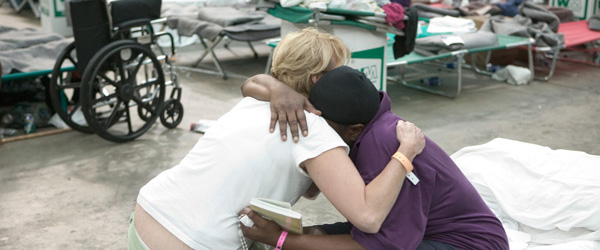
[0,25,72,85]
[163,4,281,79]
[530,20,600,81]
[0,27,74,141]
[387,34,535,98]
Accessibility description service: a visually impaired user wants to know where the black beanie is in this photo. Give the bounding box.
[309,66,380,125]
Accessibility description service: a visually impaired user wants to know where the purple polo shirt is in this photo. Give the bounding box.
[349,92,509,250]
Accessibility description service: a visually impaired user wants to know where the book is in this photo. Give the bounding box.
[250,198,303,235]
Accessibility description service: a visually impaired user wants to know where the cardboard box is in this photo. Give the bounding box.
[281,21,388,91]
[550,0,598,20]
[39,0,72,36]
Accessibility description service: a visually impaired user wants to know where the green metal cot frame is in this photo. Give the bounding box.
[387,34,535,98]
[267,34,534,98]
[1,66,75,83]
[266,4,535,98]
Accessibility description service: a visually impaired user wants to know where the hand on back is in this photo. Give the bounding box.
[396,120,425,161]
[269,84,321,143]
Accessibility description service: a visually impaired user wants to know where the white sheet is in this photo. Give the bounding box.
[450,138,600,250]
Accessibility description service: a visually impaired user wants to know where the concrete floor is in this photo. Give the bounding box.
[1,4,600,250]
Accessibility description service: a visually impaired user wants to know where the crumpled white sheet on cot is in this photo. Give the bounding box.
[450,138,600,250]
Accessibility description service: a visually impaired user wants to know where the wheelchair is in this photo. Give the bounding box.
[49,0,183,143]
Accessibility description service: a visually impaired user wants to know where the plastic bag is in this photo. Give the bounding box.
[491,65,531,85]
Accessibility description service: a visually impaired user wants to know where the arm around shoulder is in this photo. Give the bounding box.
[303,121,425,233]
[241,74,276,100]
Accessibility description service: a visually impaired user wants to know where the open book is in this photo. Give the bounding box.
[250,198,303,235]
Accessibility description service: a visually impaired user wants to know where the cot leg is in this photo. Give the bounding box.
[469,52,493,76]
[9,0,39,18]
[192,36,227,79]
[534,47,560,81]
[527,44,534,82]
[210,49,227,80]
[400,53,464,98]
[455,53,463,97]
[27,0,39,18]
[247,41,258,58]
[265,48,273,74]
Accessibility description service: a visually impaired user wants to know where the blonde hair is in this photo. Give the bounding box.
[271,28,351,97]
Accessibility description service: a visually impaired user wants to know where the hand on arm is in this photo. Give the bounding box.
[304,121,425,233]
[240,209,365,250]
[240,74,321,142]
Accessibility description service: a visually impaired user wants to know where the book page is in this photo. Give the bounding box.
[250,198,303,234]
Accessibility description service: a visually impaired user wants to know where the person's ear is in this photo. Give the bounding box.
[310,74,321,84]
[345,124,365,142]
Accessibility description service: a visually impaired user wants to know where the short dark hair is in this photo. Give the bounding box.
[309,66,380,125]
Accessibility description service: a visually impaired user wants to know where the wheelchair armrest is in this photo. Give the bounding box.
[114,18,152,32]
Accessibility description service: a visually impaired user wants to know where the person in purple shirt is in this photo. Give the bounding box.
[240,66,509,250]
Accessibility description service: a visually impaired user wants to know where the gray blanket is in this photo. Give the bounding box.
[197,7,265,27]
[415,31,499,55]
[168,17,223,41]
[411,3,461,19]
[519,2,560,33]
[163,4,268,41]
[480,15,564,47]
[588,14,600,31]
[0,26,63,51]
[0,26,72,75]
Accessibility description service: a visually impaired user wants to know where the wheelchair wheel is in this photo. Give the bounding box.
[80,40,165,143]
[160,99,184,129]
[49,42,93,133]
[137,97,160,121]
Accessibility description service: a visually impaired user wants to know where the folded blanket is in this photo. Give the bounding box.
[411,3,460,18]
[480,15,531,37]
[0,26,63,51]
[162,3,200,21]
[222,16,281,41]
[163,4,272,41]
[461,31,499,49]
[519,2,560,33]
[171,18,223,41]
[197,7,265,27]
[415,31,498,55]
[0,38,72,75]
[589,14,600,31]
[427,16,477,34]
[0,25,72,75]
[527,22,564,47]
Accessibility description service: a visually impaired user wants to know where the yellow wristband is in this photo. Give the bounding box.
[392,152,413,173]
